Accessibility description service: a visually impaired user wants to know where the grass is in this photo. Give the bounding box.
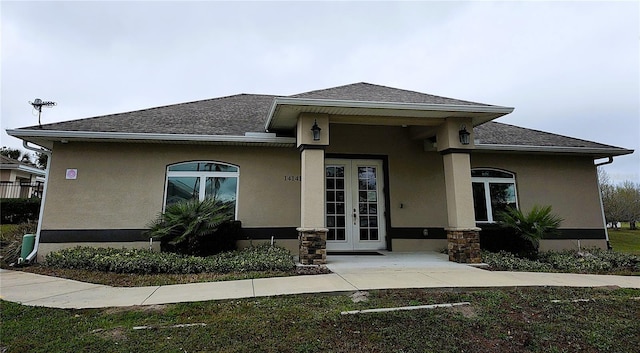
[608,225,640,255]
[2,287,639,352]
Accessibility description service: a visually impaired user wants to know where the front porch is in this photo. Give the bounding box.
[286,114,496,265]
[323,251,474,274]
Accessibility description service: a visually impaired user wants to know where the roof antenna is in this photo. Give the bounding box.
[29,98,57,127]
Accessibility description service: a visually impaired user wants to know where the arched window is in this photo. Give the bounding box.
[471,168,518,223]
[164,161,239,217]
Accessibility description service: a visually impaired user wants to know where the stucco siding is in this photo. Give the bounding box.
[471,153,603,229]
[43,142,301,230]
[327,124,449,228]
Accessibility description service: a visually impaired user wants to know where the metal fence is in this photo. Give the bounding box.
[0,181,44,199]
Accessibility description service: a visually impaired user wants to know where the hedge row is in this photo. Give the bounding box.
[0,198,41,224]
[482,248,640,274]
[44,244,296,274]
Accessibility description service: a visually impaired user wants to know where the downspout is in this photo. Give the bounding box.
[22,141,52,262]
[594,157,614,250]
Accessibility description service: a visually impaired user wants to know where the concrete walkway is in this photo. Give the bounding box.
[1,252,639,309]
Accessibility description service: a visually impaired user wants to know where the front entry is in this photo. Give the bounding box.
[325,159,386,251]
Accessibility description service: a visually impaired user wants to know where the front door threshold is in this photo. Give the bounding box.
[327,251,384,256]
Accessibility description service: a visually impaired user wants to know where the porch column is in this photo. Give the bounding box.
[296,114,329,265]
[437,118,481,264]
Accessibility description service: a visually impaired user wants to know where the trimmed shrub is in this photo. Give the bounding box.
[0,198,41,224]
[45,244,295,274]
[482,250,554,272]
[483,248,640,274]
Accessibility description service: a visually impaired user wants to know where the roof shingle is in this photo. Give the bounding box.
[11,82,631,154]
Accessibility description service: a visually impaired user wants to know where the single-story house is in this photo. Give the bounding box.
[6,83,633,264]
[0,155,45,199]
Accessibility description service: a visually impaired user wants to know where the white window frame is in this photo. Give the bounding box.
[471,168,518,223]
[164,161,240,218]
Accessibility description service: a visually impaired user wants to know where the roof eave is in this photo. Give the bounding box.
[6,129,296,147]
[0,163,45,176]
[265,97,514,131]
[475,143,634,158]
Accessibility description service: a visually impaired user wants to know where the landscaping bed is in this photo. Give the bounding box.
[482,248,640,275]
[14,245,330,287]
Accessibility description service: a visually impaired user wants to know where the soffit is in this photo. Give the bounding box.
[266,98,513,132]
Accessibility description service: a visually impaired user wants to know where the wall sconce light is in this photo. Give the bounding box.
[311,119,321,141]
[458,125,471,145]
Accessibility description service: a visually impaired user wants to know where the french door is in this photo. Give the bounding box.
[325,159,386,251]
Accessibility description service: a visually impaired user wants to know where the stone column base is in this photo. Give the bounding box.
[446,228,482,264]
[297,228,328,265]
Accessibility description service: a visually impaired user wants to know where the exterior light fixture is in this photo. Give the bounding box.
[458,125,471,145]
[311,119,321,141]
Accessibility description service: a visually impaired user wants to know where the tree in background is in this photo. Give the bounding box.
[35,152,48,169]
[0,146,48,169]
[0,147,22,160]
[598,168,640,230]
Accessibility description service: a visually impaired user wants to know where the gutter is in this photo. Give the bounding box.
[6,129,296,145]
[475,143,634,157]
[21,141,52,262]
[594,157,615,250]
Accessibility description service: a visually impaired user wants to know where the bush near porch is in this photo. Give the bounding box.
[482,248,640,275]
[44,244,295,274]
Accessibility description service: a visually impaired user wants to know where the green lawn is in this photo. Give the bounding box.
[2,287,639,353]
[609,226,640,255]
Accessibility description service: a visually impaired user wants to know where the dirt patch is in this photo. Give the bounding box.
[93,327,128,342]
[450,304,477,318]
[103,304,167,315]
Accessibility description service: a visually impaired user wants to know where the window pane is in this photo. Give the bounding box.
[490,183,516,220]
[166,177,200,206]
[370,229,378,241]
[471,169,513,178]
[206,177,237,201]
[169,162,237,173]
[472,182,488,222]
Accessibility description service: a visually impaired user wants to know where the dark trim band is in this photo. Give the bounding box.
[298,144,326,152]
[40,227,302,243]
[40,229,148,243]
[241,227,299,240]
[389,227,447,239]
[439,148,473,155]
[478,225,606,240]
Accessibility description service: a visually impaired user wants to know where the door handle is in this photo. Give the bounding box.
[353,208,357,225]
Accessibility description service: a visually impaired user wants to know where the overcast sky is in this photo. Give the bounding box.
[1,1,638,184]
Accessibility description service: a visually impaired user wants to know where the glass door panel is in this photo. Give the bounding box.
[325,159,385,251]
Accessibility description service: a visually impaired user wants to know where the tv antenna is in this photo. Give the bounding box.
[29,98,57,127]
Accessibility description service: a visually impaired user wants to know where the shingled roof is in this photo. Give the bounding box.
[474,122,623,149]
[20,94,276,136]
[7,82,632,157]
[291,82,491,106]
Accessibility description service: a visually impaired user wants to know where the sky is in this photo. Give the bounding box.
[1,1,638,184]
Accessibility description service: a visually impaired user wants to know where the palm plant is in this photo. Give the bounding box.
[146,198,234,256]
[497,205,563,255]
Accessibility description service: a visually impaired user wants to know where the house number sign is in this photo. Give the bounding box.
[284,175,302,181]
